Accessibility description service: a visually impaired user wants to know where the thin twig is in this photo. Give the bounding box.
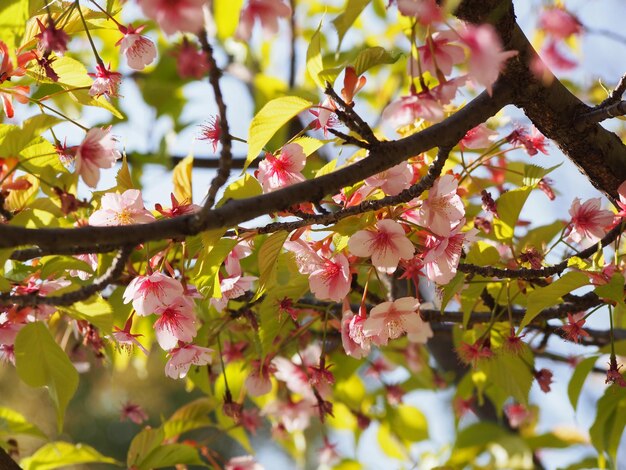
[198,30,233,211]
[578,100,626,126]
[0,245,133,307]
[252,146,451,234]
[325,84,379,144]
[458,223,624,280]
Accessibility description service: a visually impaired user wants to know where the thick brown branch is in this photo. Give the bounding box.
[0,83,511,251]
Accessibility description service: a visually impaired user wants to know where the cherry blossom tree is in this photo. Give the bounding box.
[0,0,625,468]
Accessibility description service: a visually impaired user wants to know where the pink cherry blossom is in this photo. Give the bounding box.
[459,24,518,95]
[539,8,582,39]
[88,63,122,98]
[422,220,474,284]
[365,162,413,196]
[506,125,549,156]
[382,93,444,129]
[236,0,292,41]
[256,143,306,193]
[245,359,276,396]
[348,219,415,274]
[284,239,351,301]
[341,310,371,358]
[309,98,338,136]
[117,25,157,71]
[68,253,98,280]
[120,402,148,424]
[567,197,613,244]
[541,40,577,71]
[35,18,69,55]
[263,399,312,433]
[210,263,257,312]
[362,297,432,345]
[396,0,442,25]
[74,127,121,188]
[272,357,314,399]
[175,40,209,79]
[430,75,468,105]
[199,115,221,151]
[505,403,531,428]
[89,189,156,226]
[225,239,254,276]
[225,456,264,470]
[153,296,198,350]
[460,124,499,150]
[416,31,465,76]
[416,174,465,237]
[123,272,185,316]
[165,343,213,379]
[137,0,207,36]
[309,254,351,302]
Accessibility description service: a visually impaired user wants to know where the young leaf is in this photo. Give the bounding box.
[589,386,626,465]
[568,355,600,410]
[14,322,79,432]
[306,22,325,88]
[390,405,428,443]
[518,271,589,331]
[173,155,193,203]
[253,231,289,301]
[493,186,532,242]
[354,47,402,76]
[332,0,371,49]
[245,96,312,171]
[59,295,114,333]
[20,442,119,470]
[214,0,245,39]
[217,174,263,207]
[0,407,46,440]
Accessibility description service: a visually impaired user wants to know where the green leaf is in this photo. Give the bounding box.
[595,273,626,307]
[306,22,325,88]
[354,47,402,76]
[20,442,119,470]
[522,163,561,186]
[0,407,46,440]
[493,186,532,242]
[332,0,371,48]
[193,238,239,299]
[455,422,505,449]
[0,0,28,51]
[465,241,501,266]
[525,431,587,450]
[568,356,600,410]
[127,427,165,468]
[163,398,215,440]
[59,295,114,333]
[589,386,626,464]
[440,271,465,311]
[116,156,135,191]
[253,231,289,301]
[518,220,564,252]
[390,405,428,443]
[217,174,263,207]
[245,96,312,171]
[377,422,405,459]
[518,271,589,331]
[136,444,206,469]
[14,323,79,432]
[481,350,534,406]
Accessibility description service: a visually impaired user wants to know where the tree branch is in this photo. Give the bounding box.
[0,245,132,307]
[0,82,511,251]
[197,30,233,210]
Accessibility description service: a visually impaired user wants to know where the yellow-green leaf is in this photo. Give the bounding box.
[332,0,371,48]
[21,442,119,470]
[245,96,312,171]
[518,271,589,332]
[14,322,79,432]
[214,0,245,40]
[306,22,325,88]
[173,155,193,203]
[253,231,289,301]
